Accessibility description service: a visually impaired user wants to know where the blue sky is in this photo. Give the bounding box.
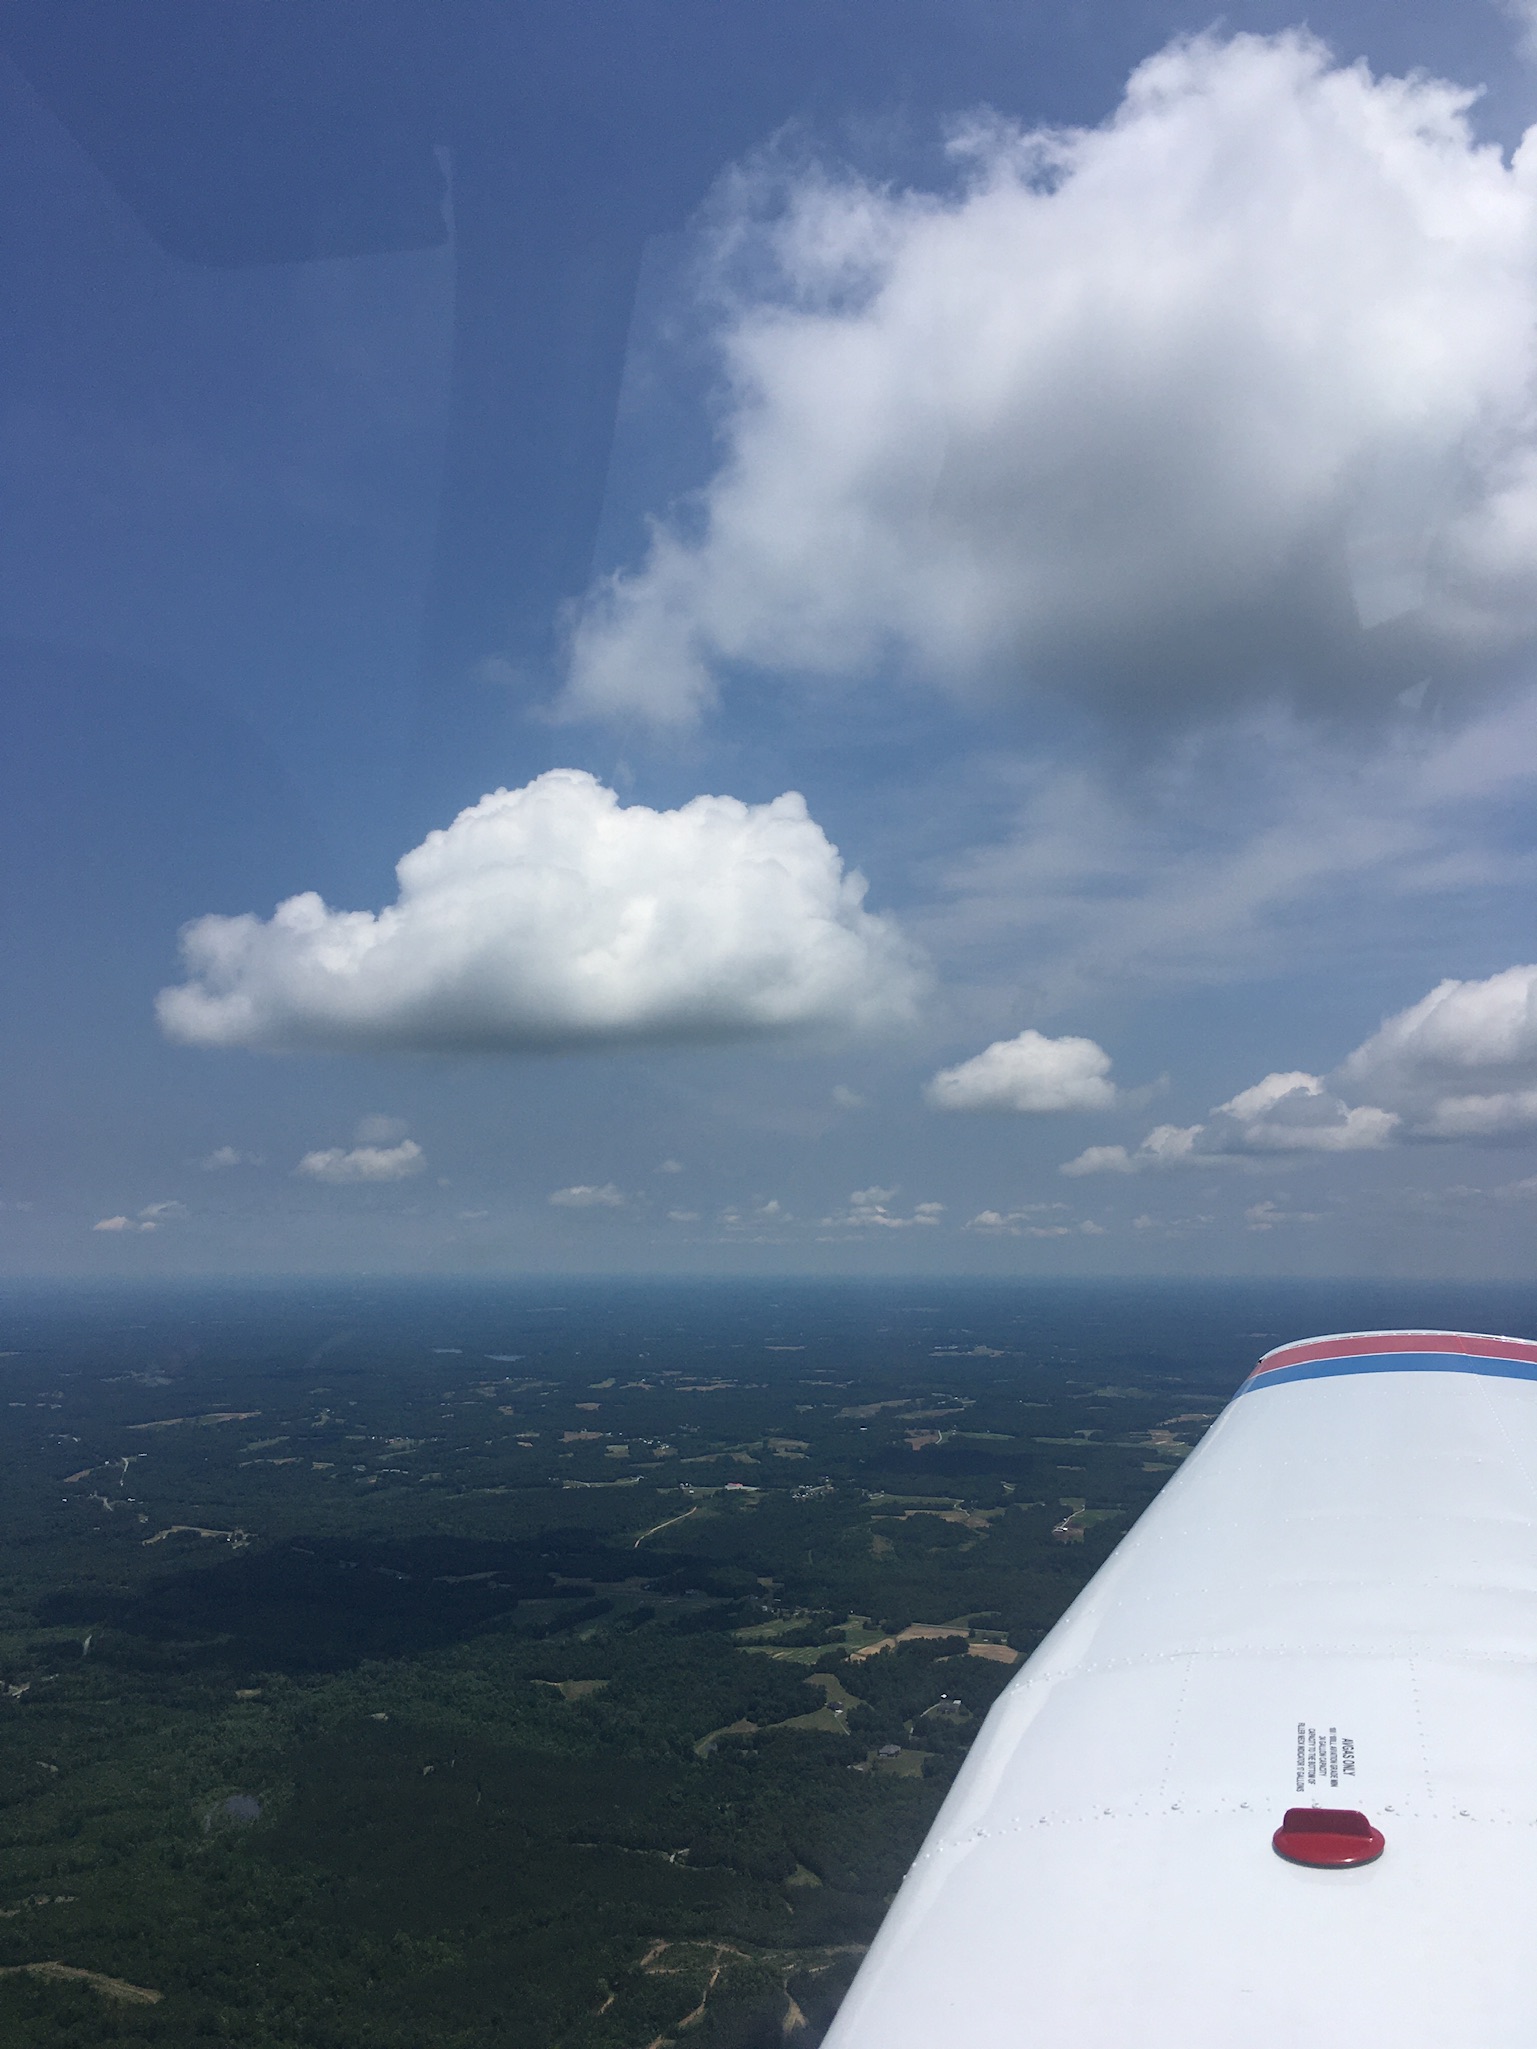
[6,0,1537,1278]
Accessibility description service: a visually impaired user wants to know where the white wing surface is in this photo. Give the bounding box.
[825,1330,1537,2047]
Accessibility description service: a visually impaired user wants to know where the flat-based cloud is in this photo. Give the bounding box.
[92,1202,181,1232]
[1339,965,1537,1136]
[966,1204,1105,1237]
[1064,964,1537,1170]
[1063,1075,1398,1172]
[199,1145,261,1170]
[297,1139,424,1184]
[549,1184,626,1208]
[822,1188,944,1229]
[566,32,1537,726]
[926,1029,1116,1113]
[157,771,922,1055]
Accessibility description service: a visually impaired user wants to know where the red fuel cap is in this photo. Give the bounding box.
[1273,1807,1385,1868]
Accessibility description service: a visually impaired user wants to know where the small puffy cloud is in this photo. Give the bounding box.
[94,1202,181,1233]
[824,1187,942,1228]
[1338,966,1537,1137]
[1061,1144,1134,1178]
[1245,1199,1325,1230]
[831,1084,867,1110]
[667,1209,701,1223]
[966,1203,1099,1237]
[297,1139,424,1185]
[549,1183,626,1208]
[655,1158,685,1174]
[1063,1124,1204,1175]
[1139,1124,1205,1164]
[720,1196,794,1230]
[565,33,1537,727]
[926,1029,1115,1113]
[200,1145,260,1170]
[157,771,922,1055]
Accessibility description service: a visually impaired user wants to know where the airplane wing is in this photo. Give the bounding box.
[825,1329,1537,2047]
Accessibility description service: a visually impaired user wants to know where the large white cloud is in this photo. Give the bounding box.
[925,1029,1116,1112]
[565,32,1537,725]
[1339,965,1537,1136]
[157,771,922,1054]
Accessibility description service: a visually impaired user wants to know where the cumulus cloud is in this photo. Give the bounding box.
[1062,1076,1396,1171]
[1062,1124,1204,1175]
[94,1202,185,1231]
[1209,1073,1399,1152]
[1245,1199,1325,1230]
[549,1183,626,1208]
[200,1145,260,1170]
[566,32,1537,727]
[925,1029,1116,1113]
[719,1196,793,1230]
[157,771,921,1055]
[1338,965,1537,1135]
[966,1204,1102,1237]
[823,1187,943,1228]
[1062,966,1537,1172]
[1060,1145,1135,1178]
[297,1139,424,1184]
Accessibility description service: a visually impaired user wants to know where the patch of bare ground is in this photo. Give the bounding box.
[848,1620,971,1662]
[142,1524,251,1548]
[693,1716,758,1758]
[0,1962,160,2005]
[863,1746,928,1778]
[877,1499,1000,1532]
[636,1938,863,2046]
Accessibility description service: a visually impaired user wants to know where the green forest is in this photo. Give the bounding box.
[0,1284,1235,2045]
